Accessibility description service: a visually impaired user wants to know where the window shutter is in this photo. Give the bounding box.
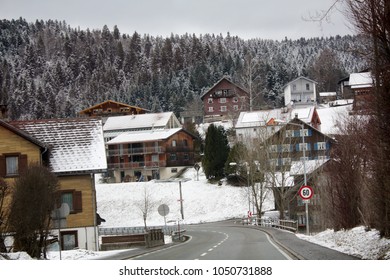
[314,143,318,151]
[0,155,5,177]
[74,191,83,212]
[19,154,28,173]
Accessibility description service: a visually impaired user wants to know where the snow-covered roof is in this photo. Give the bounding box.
[290,159,329,175]
[283,76,318,89]
[11,118,107,174]
[103,112,180,132]
[316,103,353,135]
[349,72,372,89]
[290,106,317,124]
[235,109,285,128]
[107,128,183,145]
[319,92,336,97]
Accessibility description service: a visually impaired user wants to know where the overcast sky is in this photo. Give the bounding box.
[0,0,355,40]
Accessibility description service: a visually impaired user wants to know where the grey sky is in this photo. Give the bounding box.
[0,0,354,40]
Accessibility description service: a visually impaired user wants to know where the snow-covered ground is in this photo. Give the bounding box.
[1,167,389,260]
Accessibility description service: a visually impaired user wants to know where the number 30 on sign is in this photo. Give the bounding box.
[299,185,313,200]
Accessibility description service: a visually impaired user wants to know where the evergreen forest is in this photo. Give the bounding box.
[0,18,367,120]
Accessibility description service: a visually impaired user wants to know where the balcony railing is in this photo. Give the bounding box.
[108,161,167,170]
[107,146,165,156]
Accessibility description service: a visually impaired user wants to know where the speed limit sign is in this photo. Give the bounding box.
[299,185,313,200]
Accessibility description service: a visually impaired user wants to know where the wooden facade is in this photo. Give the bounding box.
[201,77,249,121]
[2,118,106,251]
[79,100,149,118]
[107,129,196,182]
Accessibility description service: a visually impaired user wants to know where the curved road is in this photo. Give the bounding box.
[130,221,291,260]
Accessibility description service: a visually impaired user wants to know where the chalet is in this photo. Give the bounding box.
[103,112,182,143]
[265,118,333,231]
[5,118,107,251]
[78,100,149,121]
[234,105,321,144]
[319,92,337,104]
[201,77,249,122]
[106,128,197,182]
[283,76,318,107]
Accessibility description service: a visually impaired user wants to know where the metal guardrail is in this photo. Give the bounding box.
[238,217,298,233]
[98,225,182,236]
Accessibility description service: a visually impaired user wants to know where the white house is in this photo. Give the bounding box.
[283,76,318,107]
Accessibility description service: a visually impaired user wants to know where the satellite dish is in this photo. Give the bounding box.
[51,203,70,219]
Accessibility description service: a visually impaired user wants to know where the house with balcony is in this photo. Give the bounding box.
[5,118,107,251]
[283,76,318,107]
[106,128,197,182]
[103,112,182,143]
[201,77,250,122]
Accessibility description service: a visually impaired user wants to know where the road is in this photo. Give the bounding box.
[130,221,291,260]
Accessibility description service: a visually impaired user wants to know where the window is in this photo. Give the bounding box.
[171,168,178,173]
[183,139,188,147]
[61,231,78,250]
[297,143,310,151]
[219,98,226,103]
[6,156,18,175]
[293,84,297,91]
[315,142,326,150]
[208,107,214,112]
[286,130,294,137]
[233,97,238,103]
[233,105,239,111]
[220,106,227,112]
[152,154,158,162]
[208,98,213,104]
[184,153,189,161]
[59,190,82,214]
[0,154,27,177]
[170,153,177,161]
[172,140,177,147]
[306,83,310,91]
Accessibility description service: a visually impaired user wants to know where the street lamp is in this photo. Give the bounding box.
[274,119,309,235]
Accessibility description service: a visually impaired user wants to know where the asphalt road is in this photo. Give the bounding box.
[130,221,291,260]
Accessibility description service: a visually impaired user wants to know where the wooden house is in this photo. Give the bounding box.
[201,77,249,122]
[5,118,107,251]
[78,100,149,121]
[107,128,197,182]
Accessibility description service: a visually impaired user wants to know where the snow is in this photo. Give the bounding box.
[316,102,353,135]
[2,167,389,261]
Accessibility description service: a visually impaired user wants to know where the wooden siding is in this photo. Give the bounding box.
[57,175,96,228]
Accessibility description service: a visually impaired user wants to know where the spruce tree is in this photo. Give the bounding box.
[202,124,230,180]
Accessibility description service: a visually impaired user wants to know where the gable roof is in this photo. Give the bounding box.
[283,76,318,89]
[201,76,249,99]
[0,119,46,149]
[107,128,185,145]
[349,72,373,89]
[79,100,150,115]
[11,118,107,174]
[103,112,181,132]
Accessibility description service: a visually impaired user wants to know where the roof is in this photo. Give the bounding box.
[290,106,318,124]
[0,119,46,149]
[235,109,284,128]
[79,100,149,115]
[349,72,373,89]
[103,112,181,132]
[11,118,107,174]
[319,92,337,97]
[283,76,318,89]
[200,76,249,99]
[107,128,183,145]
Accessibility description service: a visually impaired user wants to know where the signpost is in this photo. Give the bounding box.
[158,204,170,229]
[299,185,313,235]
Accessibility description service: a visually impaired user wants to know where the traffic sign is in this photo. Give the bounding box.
[299,185,313,200]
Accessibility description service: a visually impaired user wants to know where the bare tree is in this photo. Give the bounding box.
[135,186,157,231]
[7,164,59,259]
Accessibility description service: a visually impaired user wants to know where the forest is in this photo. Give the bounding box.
[0,18,367,120]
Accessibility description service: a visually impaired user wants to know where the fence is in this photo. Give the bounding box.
[98,225,182,237]
[258,218,298,233]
